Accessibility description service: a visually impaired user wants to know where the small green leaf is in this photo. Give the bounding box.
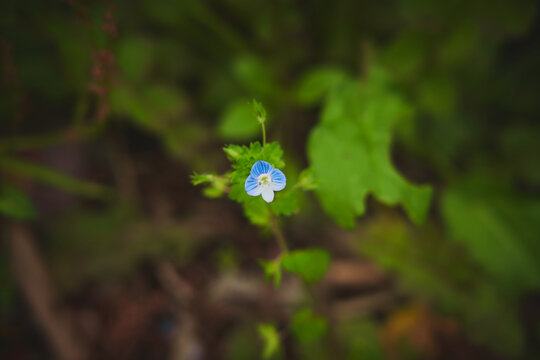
[191,173,229,198]
[252,99,267,123]
[243,197,271,226]
[259,258,282,288]
[203,184,226,198]
[257,323,281,359]
[0,185,37,220]
[190,172,214,185]
[291,308,327,343]
[223,144,244,161]
[270,190,298,216]
[282,248,331,283]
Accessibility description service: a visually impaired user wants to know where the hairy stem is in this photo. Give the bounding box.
[269,213,288,253]
[261,121,266,146]
[268,213,345,357]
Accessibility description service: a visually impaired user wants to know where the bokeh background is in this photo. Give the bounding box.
[1,0,540,359]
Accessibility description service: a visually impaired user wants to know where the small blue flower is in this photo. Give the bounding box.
[245,160,286,203]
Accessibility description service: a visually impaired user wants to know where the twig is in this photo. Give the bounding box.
[8,224,88,360]
[156,261,202,360]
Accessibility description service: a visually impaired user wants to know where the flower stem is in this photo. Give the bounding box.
[269,213,288,253]
[268,212,344,357]
[261,121,266,146]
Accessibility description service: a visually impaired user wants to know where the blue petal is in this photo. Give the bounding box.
[270,168,286,191]
[250,160,273,178]
[245,175,262,196]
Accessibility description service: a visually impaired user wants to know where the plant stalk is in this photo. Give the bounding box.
[269,213,288,253]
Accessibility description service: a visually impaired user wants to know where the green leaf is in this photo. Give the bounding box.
[259,258,282,288]
[252,99,267,122]
[296,67,348,106]
[223,144,244,161]
[203,184,227,199]
[291,308,327,343]
[257,323,281,359]
[269,190,298,216]
[308,68,432,228]
[282,248,331,283]
[190,172,214,185]
[191,173,229,198]
[218,100,261,140]
[0,185,37,220]
[243,197,271,226]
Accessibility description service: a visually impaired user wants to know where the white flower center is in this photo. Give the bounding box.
[257,174,271,187]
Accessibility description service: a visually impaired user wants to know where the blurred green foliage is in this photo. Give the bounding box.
[2,0,540,358]
[442,175,540,294]
[224,324,259,360]
[0,157,111,199]
[259,258,283,288]
[46,206,196,292]
[357,214,529,356]
[281,248,331,284]
[258,323,281,359]
[291,308,327,343]
[0,185,36,220]
[259,247,331,288]
[339,320,386,360]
